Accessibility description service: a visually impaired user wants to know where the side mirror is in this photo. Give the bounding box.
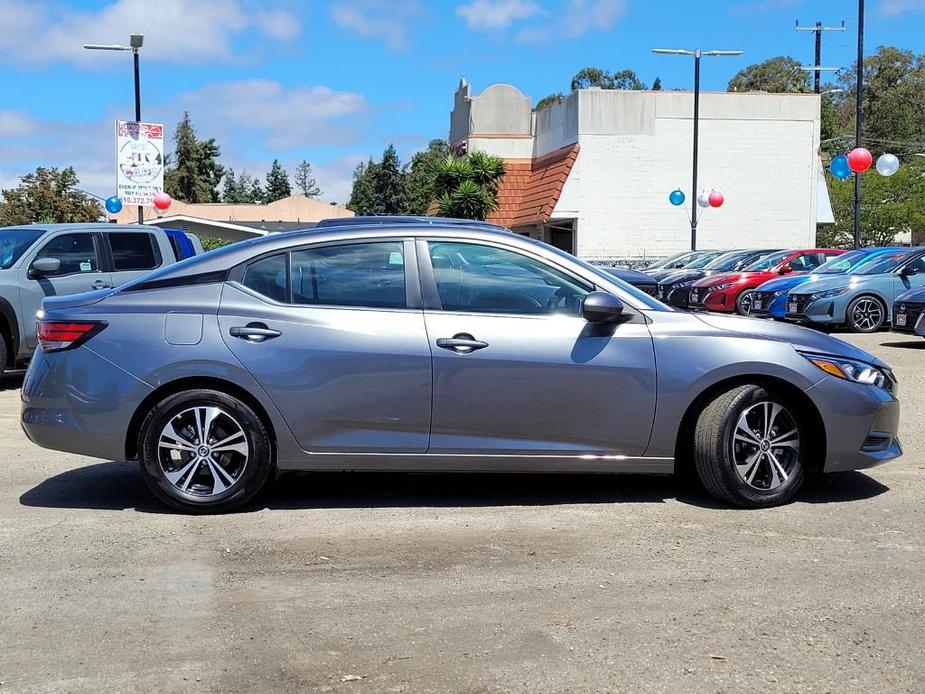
[28,257,61,278]
[583,291,624,324]
[779,265,793,275]
[901,266,920,277]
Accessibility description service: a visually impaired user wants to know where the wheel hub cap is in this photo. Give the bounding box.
[732,401,800,491]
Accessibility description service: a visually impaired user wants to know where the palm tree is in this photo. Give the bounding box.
[433,152,506,220]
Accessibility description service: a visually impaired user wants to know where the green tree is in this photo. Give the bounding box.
[347,160,379,214]
[535,92,565,111]
[164,112,225,203]
[404,139,450,215]
[570,67,646,91]
[294,159,321,198]
[820,156,925,247]
[374,144,406,214]
[265,159,292,202]
[0,166,101,225]
[611,69,647,90]
[222,169,243,203]
[433,151,506,220]
[652,76,662,91]
[727,56,810,93]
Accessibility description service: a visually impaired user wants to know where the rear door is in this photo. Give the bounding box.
[419,239,657,456]
[218,238,432,453]
[104,230,165,286]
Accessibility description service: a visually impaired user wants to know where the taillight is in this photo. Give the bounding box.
[36,320,106,353]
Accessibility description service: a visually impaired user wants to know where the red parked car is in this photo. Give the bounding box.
[688,248,845,315]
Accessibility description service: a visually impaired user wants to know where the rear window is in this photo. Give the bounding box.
[108,233,159,271]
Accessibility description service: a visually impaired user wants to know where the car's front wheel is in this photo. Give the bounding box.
[846,295,886,333]
[735,290,756,315]
[139,389,274,513]
[693,385,806,508]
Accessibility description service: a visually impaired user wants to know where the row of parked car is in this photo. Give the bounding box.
[604,246,925,336]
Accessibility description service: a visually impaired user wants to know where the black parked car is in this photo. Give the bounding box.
[598,266,658,297]
[657,248,780,309]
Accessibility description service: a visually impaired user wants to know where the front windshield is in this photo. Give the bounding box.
[0,228,45,270]
[684,251,725,269]
[815,249,867,274]
[704,250,758,272]
[743,250,792,272]
[852,250,918,275]
[646,251,692,269]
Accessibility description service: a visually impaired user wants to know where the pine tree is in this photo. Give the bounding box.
[347,160,378,214]
[164,112,225,203]
[265,159,292,202]
[652,76,662,91]
[373,144,405,214]
[222,169,243,203]
[294,159,321,197]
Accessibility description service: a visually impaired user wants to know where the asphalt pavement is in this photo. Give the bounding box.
[0,331,922,693]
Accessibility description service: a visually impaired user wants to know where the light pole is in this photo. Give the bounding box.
[84,33,144,224]
[853,0,865,250]
[653,48,743,251]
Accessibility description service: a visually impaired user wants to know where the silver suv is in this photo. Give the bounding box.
[0,224,176,375]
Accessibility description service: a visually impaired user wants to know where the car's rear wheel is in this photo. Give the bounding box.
[693,385,806,508]
[139,389,273,513]
[0,334,6,379]
[846,295,886,333]
[735,290,756,316]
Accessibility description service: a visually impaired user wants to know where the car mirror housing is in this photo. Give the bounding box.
[583,291,624,323]
[779,265,793,275]
[28,257,61,278]
[901,266,920,277]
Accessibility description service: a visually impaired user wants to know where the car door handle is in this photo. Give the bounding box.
[436,334,489,353]
[229,324,281,343]
[91,280,111,290]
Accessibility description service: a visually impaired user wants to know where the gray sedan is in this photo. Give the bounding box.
[21,223,901,513]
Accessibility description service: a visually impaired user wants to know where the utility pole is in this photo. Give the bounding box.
[854,0,864,249]
[795,20,845,93]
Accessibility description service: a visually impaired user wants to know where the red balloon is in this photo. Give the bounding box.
[847,147,872,173]
[153,191,172,211]
[708,191,724,208]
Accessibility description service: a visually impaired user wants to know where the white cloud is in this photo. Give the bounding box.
[878,0,925,15]
[457,0,542,30]
[0,0,301,65]
[329,0,425,51]
[175,80,368,150]
[0,111,38,138]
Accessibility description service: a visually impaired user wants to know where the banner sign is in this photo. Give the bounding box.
[115,121,164,206]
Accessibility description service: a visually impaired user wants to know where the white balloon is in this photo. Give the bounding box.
[876,153,900,177]
[697,191,711,208]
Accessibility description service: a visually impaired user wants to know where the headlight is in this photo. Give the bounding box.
[673,280,693,289]
[708,282,735,293]
[801,352,889,388]
[809,287,848,300]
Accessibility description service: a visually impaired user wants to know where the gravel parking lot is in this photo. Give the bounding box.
[0,331,922,694]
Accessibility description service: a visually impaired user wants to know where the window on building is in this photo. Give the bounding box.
[428,241,589,316]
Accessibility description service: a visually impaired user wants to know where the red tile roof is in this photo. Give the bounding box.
[487,144,579,228]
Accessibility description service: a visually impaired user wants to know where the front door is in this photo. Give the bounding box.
[19,231,111,349]
[218,239,432,453]
[420,240,657,456]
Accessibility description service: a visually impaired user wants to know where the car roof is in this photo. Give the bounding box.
[1,223,151,232]
[314,216,509,231]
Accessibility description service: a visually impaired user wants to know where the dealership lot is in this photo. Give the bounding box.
[0,332,923,693]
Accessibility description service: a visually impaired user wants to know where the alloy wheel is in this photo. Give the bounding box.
[738,291,755,315]
[731,401,800,491]
[157,406,249,497]
[851,298,884,332]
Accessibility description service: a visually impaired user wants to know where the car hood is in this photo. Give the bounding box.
[657,269,707,286]
[692,312,887,367]
[787,273,883,296]
[647,268,693,282]
[754,274,815,293]
[896,286,925,303]
[41,288,114,313]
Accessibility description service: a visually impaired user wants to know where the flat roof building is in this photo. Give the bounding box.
[450,79,834,261]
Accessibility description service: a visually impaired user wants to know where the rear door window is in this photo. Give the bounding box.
[107,232,160,271]
[242,254,289,303]
[291,242,406,309]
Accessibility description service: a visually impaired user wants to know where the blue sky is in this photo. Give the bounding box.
[0,0,923,203]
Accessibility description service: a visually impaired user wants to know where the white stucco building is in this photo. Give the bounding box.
[450,79,834,261]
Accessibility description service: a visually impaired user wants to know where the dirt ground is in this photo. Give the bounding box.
[0,332,922,693]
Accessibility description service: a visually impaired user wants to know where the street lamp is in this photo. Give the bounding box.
[653,48,743,251]
[84,33,144,224]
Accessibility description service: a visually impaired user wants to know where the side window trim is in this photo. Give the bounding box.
[31,232,104,278]
[417,238,594,317]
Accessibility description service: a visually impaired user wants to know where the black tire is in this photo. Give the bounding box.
[0,334,6,380]
[845,295,887,333]
[693,385,806,508]
[138,389,274,513]
[735,289,755,316]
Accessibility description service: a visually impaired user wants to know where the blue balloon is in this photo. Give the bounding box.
[830,155,851,181]
[669,189,686,206]
[105,196,123,214]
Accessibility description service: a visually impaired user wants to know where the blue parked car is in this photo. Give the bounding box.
[786,247,925,333]
[891,285,925,338]
[750,248,904,320]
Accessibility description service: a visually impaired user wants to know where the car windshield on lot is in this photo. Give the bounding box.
[703,250,762,272]
[0,228,45,270]
[743,250,792,272]
[852,249,920,275]
[814,249,868,274]
[682,251,726,269]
